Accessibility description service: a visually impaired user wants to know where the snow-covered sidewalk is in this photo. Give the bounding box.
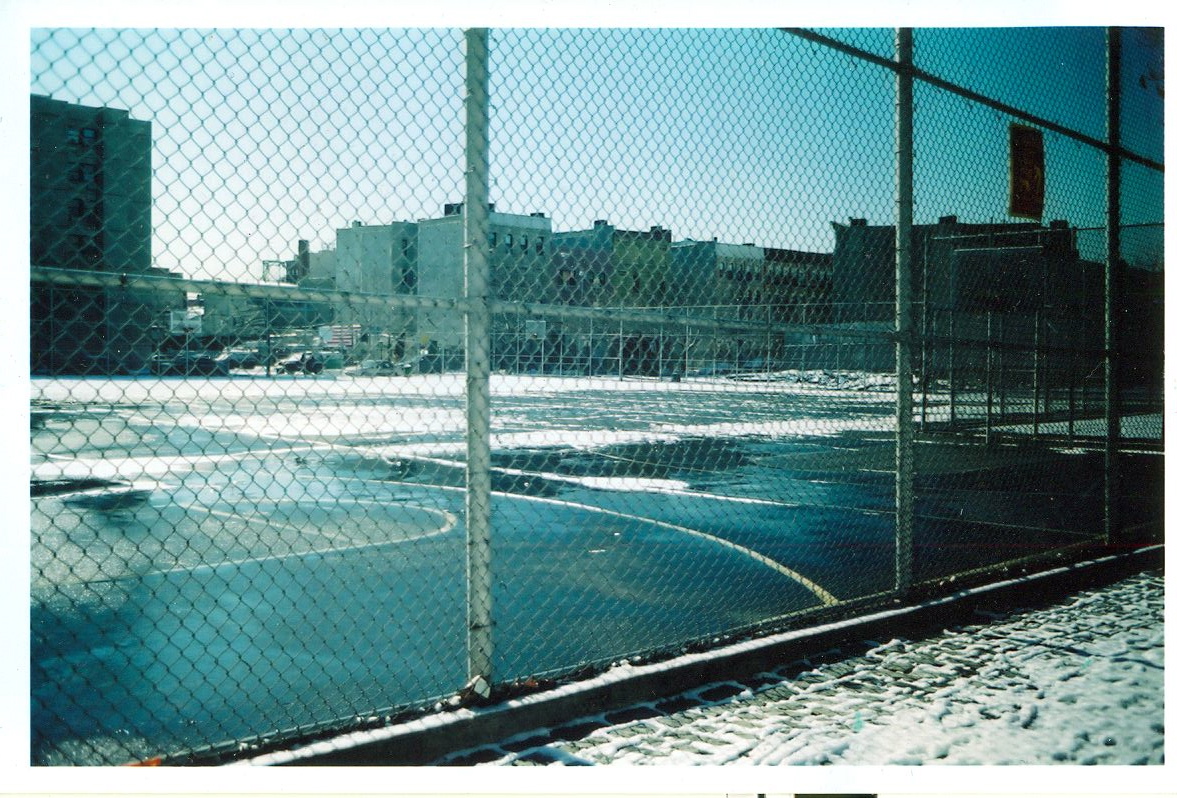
[440,570,1164,766]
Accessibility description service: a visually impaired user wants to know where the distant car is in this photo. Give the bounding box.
[279,352,324,375]
[216,349,261,370]
[690,363,736,377]
[151,351,229,376]
[346,359,405,377]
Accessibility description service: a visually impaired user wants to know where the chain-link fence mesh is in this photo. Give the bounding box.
[30,27,1163,765]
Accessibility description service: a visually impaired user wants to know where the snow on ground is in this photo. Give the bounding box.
[29,372,902,483]
[440,570,1164,766]
[29,369,902,411]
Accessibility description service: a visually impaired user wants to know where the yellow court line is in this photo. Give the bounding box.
[499,492,840,607]
[345,471,841,607]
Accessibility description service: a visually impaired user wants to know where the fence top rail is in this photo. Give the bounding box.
[930,221,1165,245]
[781,27,1164,174]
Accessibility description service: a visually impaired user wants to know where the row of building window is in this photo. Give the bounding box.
[488,232,545,254]
[68,163,100,185]
[67,198,102,230]
[66,127,98,146]
[68,232,103,264]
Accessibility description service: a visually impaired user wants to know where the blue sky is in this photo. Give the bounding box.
[29,26,1164,282]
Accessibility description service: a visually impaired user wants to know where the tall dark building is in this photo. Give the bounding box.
[30,94,178,374]
[830,214,1104,373]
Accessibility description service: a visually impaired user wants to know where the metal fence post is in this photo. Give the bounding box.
[894,27,915,595]
[464,27,494,688]
[985,310,994,445]
[1033,309,1041,437]
[947,308,957,427]
[998,314,1007,419]
[1104,26,1123,546]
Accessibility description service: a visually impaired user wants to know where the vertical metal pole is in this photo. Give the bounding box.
[1068,341,1077,439]
[618,320,624,380]
[948,309,956,427]
[1104,26,1123,545]
[894,28,915,595]
[765,306,773,374]
[1033,309,1041,437]
[985,310,994,445]
[919,233,930,433]
[264,299,272,377]
[998,314,1007,419]
[589,317,594,374]
[464,27,494,686]
[658,325,664,377]
[1043,323,1051,419]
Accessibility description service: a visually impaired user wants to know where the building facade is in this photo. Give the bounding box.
[668,239,834,371]
[416,203,553,355]
[829,214,1096,322]
[830,214,1104,374]
[331,221,418,359]
[552,220,673,309]
[30,94,181,374]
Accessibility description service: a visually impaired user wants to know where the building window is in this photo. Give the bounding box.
[505,233,513,249]
[68,198,84,220]
[67,128,81,146]
[521,235,528,252]
[81,127,98,145]
[536,237,544,254]
[489,232,497,247]
[68,163,98,185]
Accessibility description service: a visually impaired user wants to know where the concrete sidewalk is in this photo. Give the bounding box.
[436,569,1164,766]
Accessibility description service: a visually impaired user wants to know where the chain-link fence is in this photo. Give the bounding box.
[29,27,1163,765]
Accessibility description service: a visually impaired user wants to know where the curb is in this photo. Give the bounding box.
[249,544,1163,766]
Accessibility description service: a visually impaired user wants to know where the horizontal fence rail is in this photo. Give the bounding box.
[29,26,1162,765]
[30,265,904,343]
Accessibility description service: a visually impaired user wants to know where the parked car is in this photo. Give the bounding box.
[689,362,736,377]
[216,349,261,370]
[279,352,324,374]
[150,351,229,376]
[346,359,405,377]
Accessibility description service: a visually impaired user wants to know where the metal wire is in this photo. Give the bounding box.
[30,26,1162,765]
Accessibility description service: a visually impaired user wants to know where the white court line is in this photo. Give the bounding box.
[46,440,836,604]
[88,499,459,585]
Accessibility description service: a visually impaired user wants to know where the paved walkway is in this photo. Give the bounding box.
[437,570,1164,766]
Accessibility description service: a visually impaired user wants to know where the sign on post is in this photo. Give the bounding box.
[1009,124,1045,220]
